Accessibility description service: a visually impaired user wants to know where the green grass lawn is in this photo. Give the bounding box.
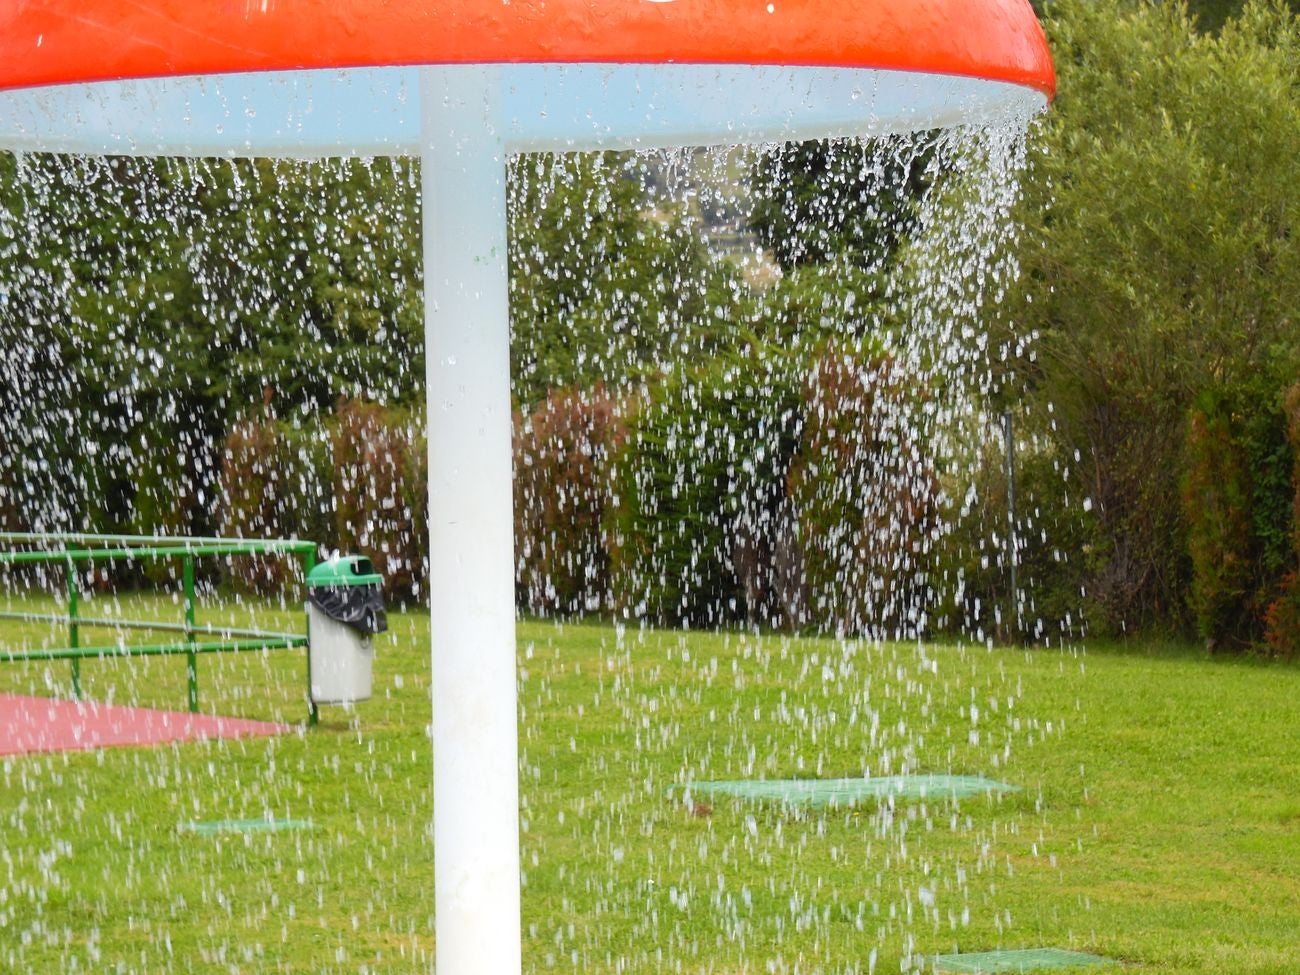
[0,589,1297,974]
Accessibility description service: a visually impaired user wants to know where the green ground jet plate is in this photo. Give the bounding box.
[181,817,314,835]
[674,774,1019,809]
[933,948,1111,973]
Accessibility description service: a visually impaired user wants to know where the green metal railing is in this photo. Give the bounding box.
[0,532,319,724]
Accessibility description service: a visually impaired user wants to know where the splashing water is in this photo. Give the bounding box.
[0,113,1085,974]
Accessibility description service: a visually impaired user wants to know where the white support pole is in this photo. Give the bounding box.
[420,65,521,975]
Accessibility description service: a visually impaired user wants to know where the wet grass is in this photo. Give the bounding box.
[0,592,1297,974]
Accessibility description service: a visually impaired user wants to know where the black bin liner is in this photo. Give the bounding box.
[309,584,388,635]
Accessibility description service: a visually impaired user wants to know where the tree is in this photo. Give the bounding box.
[507,151,738,409]
[1008,0,1300,635]
[0,153,425,535]
[1184,0,1300,31]
[747,134,941,273]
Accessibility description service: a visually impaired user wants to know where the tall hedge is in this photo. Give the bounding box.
[609,349,804,628]
[513,384,626,616]
[1182,393,1256,651]
[1264,382,1300,657]
[332,399,427,605]
[217,411,300,594]
[788,349,936,639]
[1009,0,1300,636]
[1183,384,1298,654]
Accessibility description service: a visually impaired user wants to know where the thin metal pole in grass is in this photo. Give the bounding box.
[302,546,319,727]
[1003,410,1020,641]
[66,558,80,700]
[183,553,198,713]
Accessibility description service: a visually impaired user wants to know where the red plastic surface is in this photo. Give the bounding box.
[0,693,287,755]
[0,0,1054,98]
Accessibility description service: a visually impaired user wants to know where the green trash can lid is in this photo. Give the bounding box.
[306,555,382,588]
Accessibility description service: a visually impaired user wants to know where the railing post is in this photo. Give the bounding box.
[183,554,198,713]
[303,546,318,727]
[66,558,81,700]
[1003,410,1019,641]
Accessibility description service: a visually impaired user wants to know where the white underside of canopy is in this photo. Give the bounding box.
[0,63,1045,157]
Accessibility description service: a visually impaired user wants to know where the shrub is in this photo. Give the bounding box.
[1286,380,1300,557]
[130,443,195,540]
[1183,385,1296,653]
[332,398,427,605]
[276,418,337,557]
[127,425,210,586]
[925,417,1005,642]
[609,349,804,628]
[217,400,427,601]
[217,412,299,594]
[1183,392,1254,650]
[0,427,23,532]
[1263,382,1300,657]
[216,405,344,596]
[514,384,626,616]
[787,347,936,639]
[1264,572,1300,659]
[930,410,1093,646]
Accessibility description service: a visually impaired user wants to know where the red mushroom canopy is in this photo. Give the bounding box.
[0,0,1053,99]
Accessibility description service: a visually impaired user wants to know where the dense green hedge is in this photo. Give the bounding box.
[514,384,626,616]
[787,349,935,638]
[330,399,427,605]
[214,400,426,604]
[1263,383,1300,656]
[609,348,804,628]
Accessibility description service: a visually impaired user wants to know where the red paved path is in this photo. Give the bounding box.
[0,693,288,756]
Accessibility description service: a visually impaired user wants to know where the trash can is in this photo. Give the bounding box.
[306,555,387,704]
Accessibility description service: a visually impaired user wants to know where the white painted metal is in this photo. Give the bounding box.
[421,65,522,975]
[0,64,1045,157]
[306,607,375,704]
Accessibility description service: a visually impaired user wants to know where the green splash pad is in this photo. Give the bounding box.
[675,774,1018,809]
[933,948,1111,973]
[181,817,313,835]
